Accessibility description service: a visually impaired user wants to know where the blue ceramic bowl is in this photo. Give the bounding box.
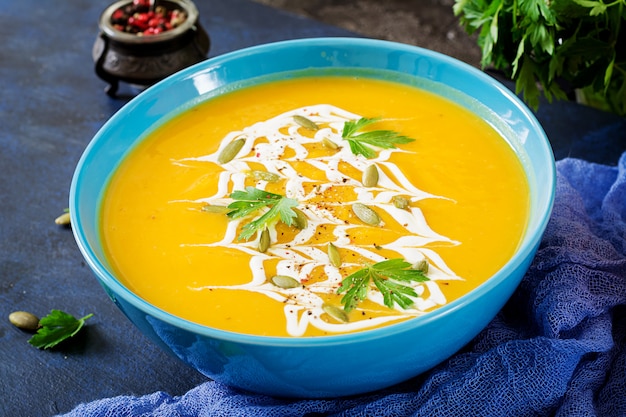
[70,38,555,398]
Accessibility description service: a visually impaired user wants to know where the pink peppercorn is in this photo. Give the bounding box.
[110,1,187,35]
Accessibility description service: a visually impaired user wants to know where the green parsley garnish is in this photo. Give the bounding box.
[341,117,414,159]
[227,186,299,241]
[337,259,429,312]
[454,0,626,116]
[28,310,93,350]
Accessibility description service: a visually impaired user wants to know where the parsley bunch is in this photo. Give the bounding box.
[454,0,626,116]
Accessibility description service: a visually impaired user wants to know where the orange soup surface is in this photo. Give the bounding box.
[101,76,530,337]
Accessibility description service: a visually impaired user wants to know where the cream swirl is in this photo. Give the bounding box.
[176,104,462,336]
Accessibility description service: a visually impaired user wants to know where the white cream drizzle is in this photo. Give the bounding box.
[175,104,463,336]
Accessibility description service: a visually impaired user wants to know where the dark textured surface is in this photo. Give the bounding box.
[254,0,483,67]
[0,1,624,416]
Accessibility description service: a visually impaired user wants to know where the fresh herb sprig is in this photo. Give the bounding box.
[337,259,429,312]
[227,186,299,240]
[341,117,415,159]
[28,310,93,350]
[454,0,626,116]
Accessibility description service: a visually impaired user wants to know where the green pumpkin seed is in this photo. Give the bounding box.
[322,303,349,323]
[322,137,339,150]
[413,259,429,273]
[292,208,308,230]
[246,170,281,183]
[362,164,379,187]
[293,115,319,131]
[392,195,410,209]
[9,311,40,331]
[352,202,381,226]
[327,242,342,268]
[271,275,301,289]
[54,212,71,226]
[217,138,245,164]
[201,204,231,214]
[258,228,271,253]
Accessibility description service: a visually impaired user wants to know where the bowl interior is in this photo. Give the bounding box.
[71,37,555,345]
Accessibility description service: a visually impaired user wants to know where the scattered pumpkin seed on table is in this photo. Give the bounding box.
[9,311,40,331]
[55,212,71,226]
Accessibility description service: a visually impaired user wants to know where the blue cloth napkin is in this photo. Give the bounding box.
[58,152,626,417]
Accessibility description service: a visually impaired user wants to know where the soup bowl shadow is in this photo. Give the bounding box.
[71,37,555,398]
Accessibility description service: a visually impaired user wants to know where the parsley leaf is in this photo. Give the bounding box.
[28,310,93,349]
[227,186,299,240]
[337,259,429,312]
[341,117,414,159]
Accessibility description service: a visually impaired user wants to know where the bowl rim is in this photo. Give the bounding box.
[71,37,556,347]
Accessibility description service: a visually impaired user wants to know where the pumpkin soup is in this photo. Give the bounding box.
[101,76,529,337]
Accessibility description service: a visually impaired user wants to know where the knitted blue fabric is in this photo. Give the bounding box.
[58,152,626,417]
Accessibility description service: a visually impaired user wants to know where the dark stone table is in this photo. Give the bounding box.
[0,1,623,416]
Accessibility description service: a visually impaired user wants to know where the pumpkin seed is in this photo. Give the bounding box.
[271,275,301,289]
[352,202,381,226]
[322,137,339,150]
[9,311,40,331]
[258,228,271,253]
[292,208,308,230]
[413,259,429,273]
[217,138,245,164]
[246,170,280,183]
[322,303,349,323]
[392,195,410,209]
[362,164,379,187]
[327,242,342,268]
[293,115,319,131]
[201,204,231,214]
[54,212,71,226]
